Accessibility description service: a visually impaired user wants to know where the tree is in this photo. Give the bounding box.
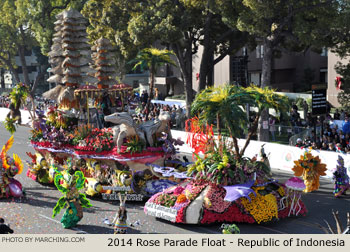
[0,0,86,121]
[329,1,350,109]
[83,0,202,118]
[233,0,338,141]
[83,0,251,118]
[16,0,87,93]
[191,84,289,160]
[131,48,176,115]
[183,0,250,90]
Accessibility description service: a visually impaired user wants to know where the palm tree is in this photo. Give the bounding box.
[131,48,176,114]
[191,84,289,159]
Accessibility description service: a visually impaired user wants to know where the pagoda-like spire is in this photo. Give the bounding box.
[90,38,117,89]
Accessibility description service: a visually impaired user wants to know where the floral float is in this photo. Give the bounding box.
[145,84,307,225]
[292,149,327,192]
[332,155,350,197]
[52,158,92,229]
[15,9,183,201]
[26,107,182,200]
[0,136,24,198]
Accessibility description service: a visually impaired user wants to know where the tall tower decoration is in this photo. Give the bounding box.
[90,38,117,89]
[45,9,95,109]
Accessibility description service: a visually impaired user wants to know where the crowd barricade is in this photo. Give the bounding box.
[171,129,348,179]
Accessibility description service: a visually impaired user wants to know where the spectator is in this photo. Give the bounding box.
[292,102,298,112]
[342,117,350,135]
[141,90,149,104]
[321,142,328,150]
[334,109,340,120]
[154,88,159,100]
[295,138,303,147]
[340,109,346,120]
[328,143,336,152]
[0,218,13,234]
[269,116,276,141]
[303,100,308,119]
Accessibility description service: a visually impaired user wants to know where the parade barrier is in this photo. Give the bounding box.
[171,130,345,179]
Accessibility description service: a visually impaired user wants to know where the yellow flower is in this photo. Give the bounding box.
[222,155,229,167]
[217,164,224,170]
[240,188,278,224]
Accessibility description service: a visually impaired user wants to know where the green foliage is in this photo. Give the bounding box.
[78,193,92,208]
[52,196,67,218]
[130,48,176,74]
[191,84,289,139]
[4,117,18,135]
[16,0,87,55]
[236,0,337,49]
[222,223,240,234]
[72,124,93,145]
[124,136,145,154]
[74,171,85,190]
[54,173,68,194]
[130,47,177,102]
[187,147,269,185]
[9,83,29,107]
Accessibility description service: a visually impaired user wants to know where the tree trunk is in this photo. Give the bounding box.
[207,53,214,87]
[145,66,154,118]
[172,40,193,119]
[0,68,5,89]
[198,12,212,91]
[18,45,31,86]
[258,39,273,142]
[18,25,31,86]
[240,112,261,157]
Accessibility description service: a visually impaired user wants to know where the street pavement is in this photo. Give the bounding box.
[0,124,349,234]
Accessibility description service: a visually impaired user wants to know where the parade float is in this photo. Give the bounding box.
[25,9,183,201]
[144,84,308,224]
[0,136,24,198]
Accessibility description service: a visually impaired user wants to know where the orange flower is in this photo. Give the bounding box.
[176,194,187,203]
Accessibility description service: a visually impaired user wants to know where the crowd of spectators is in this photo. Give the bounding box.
[295,110,350,154]
[0,95,11,108]
[133,97,186,129]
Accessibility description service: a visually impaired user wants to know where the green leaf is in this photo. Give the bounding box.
[79,193,92,208]
[228,169,235,178]
[52,197,67,218]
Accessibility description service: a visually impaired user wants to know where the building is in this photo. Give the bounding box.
[194,46,328,93]
[327,51,347,107]
[1,49,41,90]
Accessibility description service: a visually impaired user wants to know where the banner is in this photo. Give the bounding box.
[0,234,349,252]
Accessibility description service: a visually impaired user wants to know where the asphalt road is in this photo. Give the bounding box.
[0,124,349,234]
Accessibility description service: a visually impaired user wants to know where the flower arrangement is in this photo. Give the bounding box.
[124,135,145,154]
[187,148,269,185]
[240,186,278,224]
[71,124,93,146]
[145,179,307,225]
[292,149,327,192]
[75,128,114,152]
[154,194,177,207]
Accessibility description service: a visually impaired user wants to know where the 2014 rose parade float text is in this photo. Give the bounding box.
[107,237,226,247]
